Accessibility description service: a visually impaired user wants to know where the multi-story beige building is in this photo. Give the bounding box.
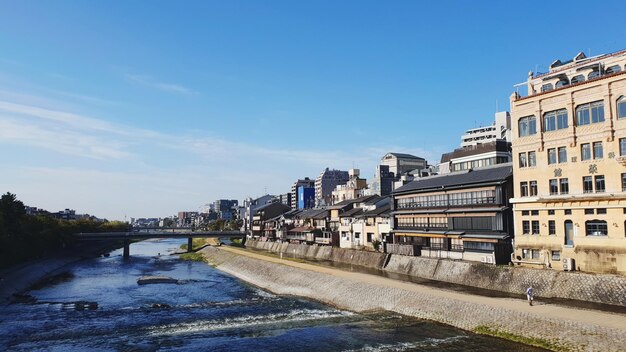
[510,49,626,274]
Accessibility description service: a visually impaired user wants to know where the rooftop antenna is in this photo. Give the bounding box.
[264,186,267,195]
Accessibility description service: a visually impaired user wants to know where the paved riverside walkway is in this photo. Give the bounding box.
[218,246,626,332]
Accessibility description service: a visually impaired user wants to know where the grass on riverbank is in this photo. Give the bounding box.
[179,252,206,262]
[473,325,566,352]
[230,238,244,247]
[179,238,208,251]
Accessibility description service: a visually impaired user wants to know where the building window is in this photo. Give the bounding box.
[559,178,569,194]
[588,70,600,80]
[583,176,594,193]
[518,116,537,137]
[586,220,607,236]
[595,175,605,193]
[522,210,529,216]
[522,248,540,259]
[596,208,606,215]
[571,75,585,84]
[531,220,540,235]
[618,96,626,119]
[584,208,594,215]
[620,138,626,156]
[581,143,591,161]
[548,220,556,235]
[558,147,567,163]
[520,182,529,197]
[543,109,568,132]
[522,221,530,234]
[549,179,559,195]
[548,209,555,215]
[530,181,538,196]
[547,148,557,164]
[528,151,536,166]
[555,79,569,88]
[622,173,626,192]
[593,142,603,159]
[605,65,621,75]
[564,209,572,215]
[519,153,527,168]
[576,101,605,126]
[531,210,539,216]
[551,251,561,261]
[541,83,553,92]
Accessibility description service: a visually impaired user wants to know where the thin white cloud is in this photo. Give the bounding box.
[0,117,132,160]
[0,94,444,219]
[125,74,198,96]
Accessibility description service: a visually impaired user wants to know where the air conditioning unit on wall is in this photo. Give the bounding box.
[562,258,575,271]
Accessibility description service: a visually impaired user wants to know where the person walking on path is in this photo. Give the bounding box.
[526,286,534,306]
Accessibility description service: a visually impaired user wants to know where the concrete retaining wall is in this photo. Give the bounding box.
[247,240,386,269]
[201,246,626,352]
[248,240,626,307]
[385,255,626,307]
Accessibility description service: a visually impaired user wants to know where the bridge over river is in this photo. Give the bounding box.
[74,227,246,258]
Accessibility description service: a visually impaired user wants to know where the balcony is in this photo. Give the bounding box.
[395,224,448,231]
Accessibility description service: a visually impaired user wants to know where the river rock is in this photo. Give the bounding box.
[137,276,179,285]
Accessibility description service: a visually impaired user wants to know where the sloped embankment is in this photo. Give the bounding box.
[200,246,626,352]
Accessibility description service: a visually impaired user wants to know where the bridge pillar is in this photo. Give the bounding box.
[123,239,130,259]
[187,237,193,252]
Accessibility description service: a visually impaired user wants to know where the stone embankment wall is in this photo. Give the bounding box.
[248,240,386,268]
[385,255,626,307]
[201,246,626,352]
[247,240,626,307]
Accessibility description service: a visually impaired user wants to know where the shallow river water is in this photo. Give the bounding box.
[0,239,547,351]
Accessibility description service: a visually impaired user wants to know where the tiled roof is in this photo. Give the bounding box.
[393,163,512,194]
[360,204,391,217]
[297,208,328,219]
[440,141,510,163]
[339,208,363,217]
[387,152,425,160]
[327,195,378,209]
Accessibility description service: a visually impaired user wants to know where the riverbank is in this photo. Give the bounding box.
[247,240,626,307]
[0,241,122,305]
[200,245,626,352]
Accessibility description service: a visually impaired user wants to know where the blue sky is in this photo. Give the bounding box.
[1,1,625,220]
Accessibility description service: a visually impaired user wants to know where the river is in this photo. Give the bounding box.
[0,239,547,351]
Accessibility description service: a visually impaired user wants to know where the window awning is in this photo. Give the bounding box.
[461,233,510,242]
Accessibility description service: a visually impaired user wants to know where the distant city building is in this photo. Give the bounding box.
[460,111,511,147]
[380,153,427,176]
[243,194,277,235]
[438,111,512,175]
[52,209,76,221]
[315,168,349,207]
[439,140,512,174]
[133,217,160,227]
[177,211,198,227]
[278,193,292,208]
[213,199,238,220]
[297,186,315,209]
[331,169,367,204]
[291,177,315,209]
[369,165,396,196]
